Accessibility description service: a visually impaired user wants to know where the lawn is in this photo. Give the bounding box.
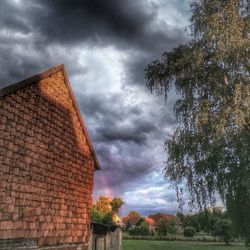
[123,240,245,250]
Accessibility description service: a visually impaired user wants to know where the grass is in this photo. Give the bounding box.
[123,234,218,242]
[123,232,245,244]
[123,240,245,250]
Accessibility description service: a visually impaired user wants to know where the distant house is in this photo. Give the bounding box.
[147,213,182,233]
[112,214,123,226]
[148,213,177,222]
[144,217,157,234]
[0,65,101,250]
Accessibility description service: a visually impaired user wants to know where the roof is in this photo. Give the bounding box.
[122,216,129,224]
[122,215,140,226]
[148,213,180,224]
[113,214,123,224]
[0,64,101,170]
[144,217,156,226]
[130,217,140,226]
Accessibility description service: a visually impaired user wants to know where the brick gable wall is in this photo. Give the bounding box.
[0,70,95,249]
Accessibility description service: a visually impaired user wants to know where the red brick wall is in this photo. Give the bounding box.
[0,70,94,248]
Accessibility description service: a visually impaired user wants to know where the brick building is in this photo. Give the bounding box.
[0,65,101,250]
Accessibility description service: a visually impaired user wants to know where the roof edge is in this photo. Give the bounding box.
[0,64,101,171]
[61,65,101,171]
[0,64,64,98]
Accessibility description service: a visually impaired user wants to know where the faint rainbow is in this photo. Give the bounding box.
[100,173,113,198]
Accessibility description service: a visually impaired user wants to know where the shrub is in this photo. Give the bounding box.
[158,219,167,236]
[102,212,113,224]
[91,207,113,225]
[183,226,196,237]
[91,196,124,225]
[213,218,233,245]
[128,223,150,236]
[128,227,140,236]
[136,217,145,226]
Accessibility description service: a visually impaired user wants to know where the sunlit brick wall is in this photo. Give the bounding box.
[0,71,94,248]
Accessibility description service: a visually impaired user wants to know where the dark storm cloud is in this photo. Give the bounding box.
[0,47,44,87]
[97,118,158,144]
[78,92,162,188]
[78,91,172,147]
[95,144,154,187]
[1,0,188,52]
[99,127,147,144]
[29,0,187,51]
[35,0,189,90]
[76,88,177,201]
[35,0,152,45]
[0,1,31,33]
[78,93,143,126]
[0,0,188,87]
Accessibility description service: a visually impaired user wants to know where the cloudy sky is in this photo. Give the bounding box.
[0,0,191,216]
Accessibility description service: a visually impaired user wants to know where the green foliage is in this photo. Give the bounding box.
[227,186,250,247]
[179,208,233,236]
[128,210,141,225]
[127,213,147,236]
[111,197,125,213]
[183,214,201,233]
[145,0,250,244]
[157,219,168,236]
[213,219,233,246]
[91,207,113,225]
[125,219,132,230]
[176,212,185,223]
[183,227,196,237]
[91,196,124,225]
[128,222,150,236]
[166,218,178,234]
[102,212,113,225]
[136,217,145,226]
[94,196,112,213]
[155,217,180,236]
[91,207,102,222]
